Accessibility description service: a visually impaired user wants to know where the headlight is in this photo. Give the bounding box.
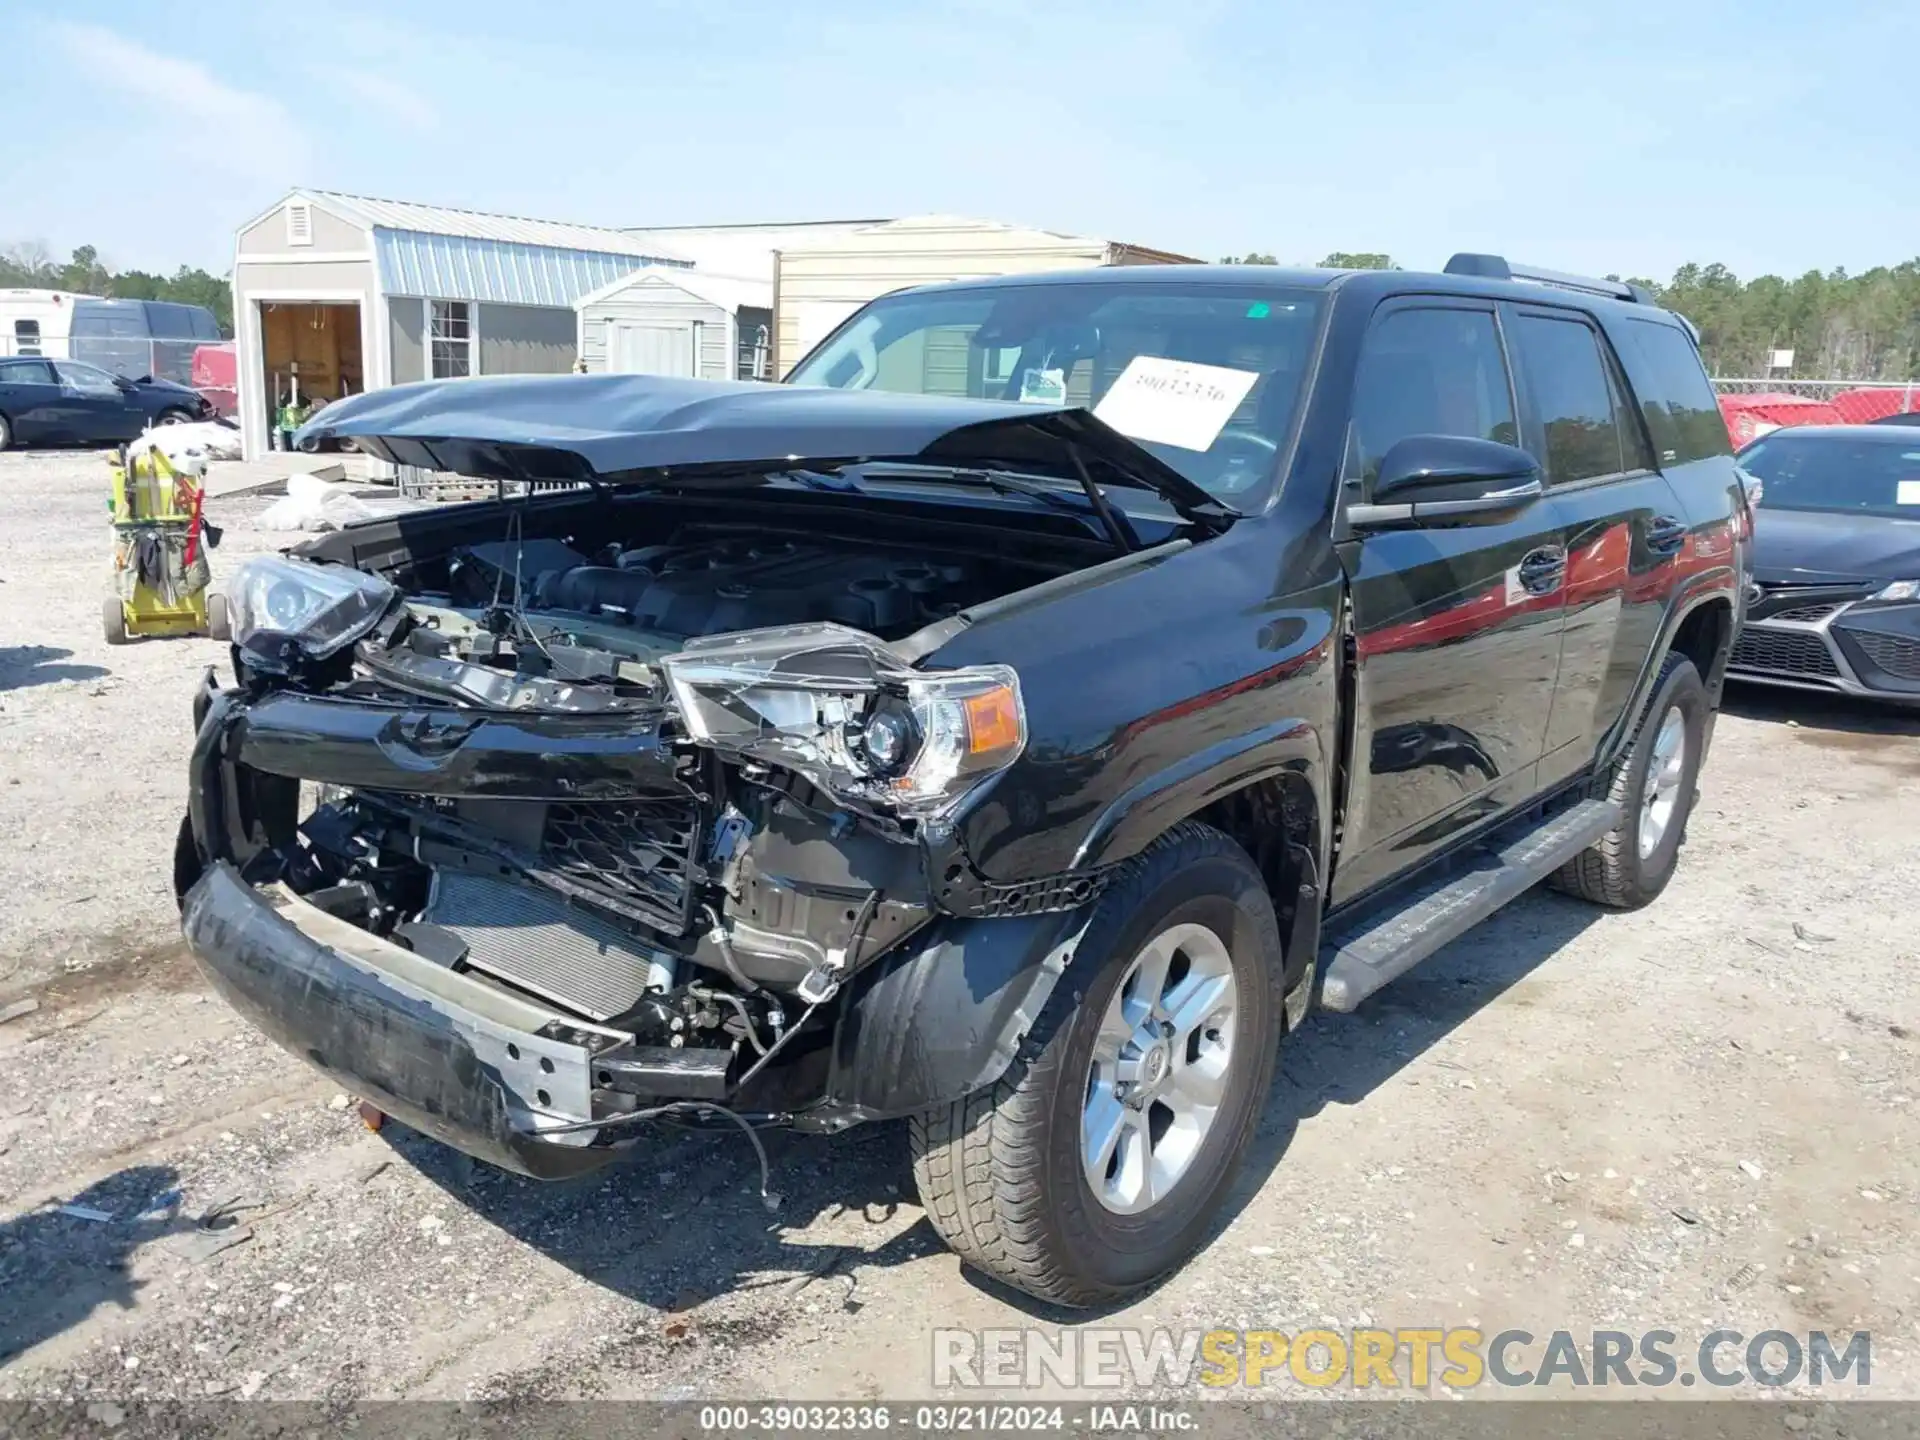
[225,555,397,668]
[661,623,1025,819]
[1870,580,1920,602]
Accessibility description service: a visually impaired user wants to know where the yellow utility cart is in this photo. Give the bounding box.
[104,441,229,645]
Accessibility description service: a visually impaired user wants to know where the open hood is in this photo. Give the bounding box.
[295,373,1233,521]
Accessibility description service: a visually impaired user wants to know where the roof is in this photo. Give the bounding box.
[620,223,885,283]
[877,264,1344,298]
[299,189,692,261]
[1741,423,1920,444]
[573,267,773,314]
[772,214,1202,263]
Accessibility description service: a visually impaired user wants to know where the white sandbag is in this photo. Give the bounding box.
[151,420,243,462]
[257,475,385,532]
[128,420,243,470]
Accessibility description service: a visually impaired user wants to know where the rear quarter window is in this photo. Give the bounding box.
[1617,318,1731,466]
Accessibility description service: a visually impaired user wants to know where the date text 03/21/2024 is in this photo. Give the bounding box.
[696,1405,1193,1433]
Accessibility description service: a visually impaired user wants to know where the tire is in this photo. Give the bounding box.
[0,413,12,451]
[1550,652,1708,909]
[205,591,231,642]
[173,813,205,911]
[157,408,193,426]
[103,592,130,645]
[909,822,1285,1307]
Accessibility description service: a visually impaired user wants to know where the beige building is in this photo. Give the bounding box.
[769,216,1198,378]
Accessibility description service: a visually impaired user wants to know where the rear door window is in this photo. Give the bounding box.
[0,359,56,384]
[1510,313,1637,483]
[54,360,122,394]
[1616,319,1733,466]
[1346,305,1517,489]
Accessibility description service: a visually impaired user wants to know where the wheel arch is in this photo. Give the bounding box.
[1600,590,1736,770]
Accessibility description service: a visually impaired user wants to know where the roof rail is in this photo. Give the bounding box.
[1444,253,1658,307]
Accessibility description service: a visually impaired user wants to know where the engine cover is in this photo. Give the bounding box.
[533,535,974,639]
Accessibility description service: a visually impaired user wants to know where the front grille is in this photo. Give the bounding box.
[1851,630,1920,680]
[538,798,702,934]
[1749,584,1870,623]
[1772,602,1847,623]
[426,872,676,1021]
[1730,627,1842,680]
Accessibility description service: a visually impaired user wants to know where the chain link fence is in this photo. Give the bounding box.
[1711,377,1920,420]
[0,333,209,387]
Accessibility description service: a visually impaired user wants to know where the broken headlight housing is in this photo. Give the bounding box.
[225,556,398,671]
[661,623,1025,819]
[1869,580,1920,603]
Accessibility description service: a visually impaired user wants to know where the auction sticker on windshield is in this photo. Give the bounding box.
[1898,478,1920,505]
[1092,356,1260,452]
[1019,367,1068,406]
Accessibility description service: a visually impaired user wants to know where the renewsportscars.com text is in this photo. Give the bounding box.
[932,1327,1872,1391]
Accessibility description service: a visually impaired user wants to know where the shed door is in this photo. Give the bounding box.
[607,320,697,377]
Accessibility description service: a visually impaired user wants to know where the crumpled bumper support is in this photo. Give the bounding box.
[181,861,628,1180]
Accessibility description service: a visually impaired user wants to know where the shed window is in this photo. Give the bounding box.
[285,201,313,247]
[429,300,472,378]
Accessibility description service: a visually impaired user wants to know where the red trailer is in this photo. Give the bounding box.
[1717,390,1845,448]
[1827,386,1920,425]
[191,342,237,418]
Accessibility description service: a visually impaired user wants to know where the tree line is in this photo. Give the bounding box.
[1219,251,1920,382]
[10,236,1919,381]
[1,243,233,336]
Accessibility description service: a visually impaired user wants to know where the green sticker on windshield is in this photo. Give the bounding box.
[1245,302,1271,319]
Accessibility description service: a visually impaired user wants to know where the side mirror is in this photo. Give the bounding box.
[1347,435,1543,529]
[114,375,137,392]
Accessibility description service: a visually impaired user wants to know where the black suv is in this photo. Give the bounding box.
[176,255,1748,1307]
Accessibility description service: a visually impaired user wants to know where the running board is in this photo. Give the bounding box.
[1318,798,1622,1013]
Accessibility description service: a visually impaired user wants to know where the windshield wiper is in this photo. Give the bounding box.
[854,462,1139,551]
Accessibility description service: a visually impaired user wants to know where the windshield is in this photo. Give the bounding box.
[785,281,1325,505]
[1738,434,1920,521]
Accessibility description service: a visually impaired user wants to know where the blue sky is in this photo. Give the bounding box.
[7,0,1916,282]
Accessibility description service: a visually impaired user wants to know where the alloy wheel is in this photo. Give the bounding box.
[1082,922,1239,1215]
[1637,704,1687,860]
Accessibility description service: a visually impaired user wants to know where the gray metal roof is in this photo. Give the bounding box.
[288,190,691,308]
[573,267,773,314]
[307,190,688,259]
[373,231,685,308]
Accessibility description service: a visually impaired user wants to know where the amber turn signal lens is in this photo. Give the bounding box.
[358,1101,385,1132]
[963,685,1021,756]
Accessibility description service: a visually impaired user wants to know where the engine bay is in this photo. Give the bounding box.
[439,526,1047,646]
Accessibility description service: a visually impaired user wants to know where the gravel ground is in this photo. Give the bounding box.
[1,448,1916,1408]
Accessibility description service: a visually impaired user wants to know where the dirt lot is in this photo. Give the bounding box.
[2,448,1916,1406]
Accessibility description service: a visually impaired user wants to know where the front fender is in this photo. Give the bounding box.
[1070,720,1325,870]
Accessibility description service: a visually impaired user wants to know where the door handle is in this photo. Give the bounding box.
[1517,546,1566,595]
[1647,516,1688,555]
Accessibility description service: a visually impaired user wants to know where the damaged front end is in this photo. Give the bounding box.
[179,542,1085,1179]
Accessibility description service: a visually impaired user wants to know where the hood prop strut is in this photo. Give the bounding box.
[1069,446,1139,553]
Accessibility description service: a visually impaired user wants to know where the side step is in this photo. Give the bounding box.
[1318,798,1621,1013]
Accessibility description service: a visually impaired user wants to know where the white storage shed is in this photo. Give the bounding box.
[574,269,775,382]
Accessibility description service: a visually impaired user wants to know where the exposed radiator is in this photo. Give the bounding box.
[426,872,677,1022]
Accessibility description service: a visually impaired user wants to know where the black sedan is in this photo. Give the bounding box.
[0,357,212,450]
[1730,425,1920,704]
